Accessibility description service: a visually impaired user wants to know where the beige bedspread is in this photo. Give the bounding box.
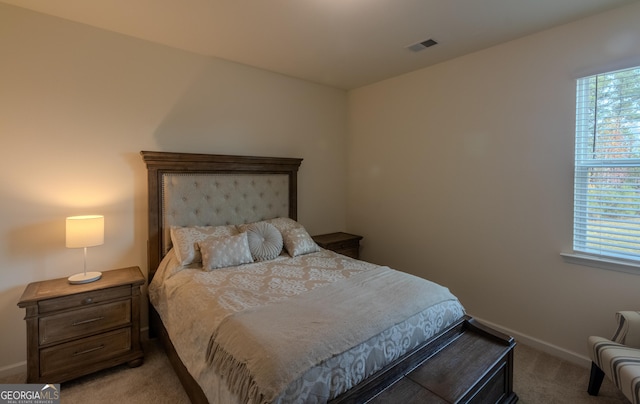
[206,266,457,404]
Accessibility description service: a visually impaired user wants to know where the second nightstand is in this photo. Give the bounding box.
[312,232,363,259]
[18,266,145,383]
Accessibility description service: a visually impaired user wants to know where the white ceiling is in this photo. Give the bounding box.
[2,0,636,89]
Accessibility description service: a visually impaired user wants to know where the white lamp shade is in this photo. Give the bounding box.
[66,215,104,248]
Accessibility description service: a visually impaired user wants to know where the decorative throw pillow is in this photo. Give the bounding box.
[238,221,284,261]
[266,217,303,234]
[197,233,253,270]
[282,227,320,257]
[170,225,238,266]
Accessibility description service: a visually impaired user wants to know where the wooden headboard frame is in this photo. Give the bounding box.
[140,151,303,281]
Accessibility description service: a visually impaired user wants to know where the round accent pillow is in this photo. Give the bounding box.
[244,221,283,261]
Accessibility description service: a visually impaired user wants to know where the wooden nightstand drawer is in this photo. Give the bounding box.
[39,299,131,345]
[333,246,359,258]
[38,285,131,314]
[332,240,359,250]
[40,328,132,378]
[312,232,363,259]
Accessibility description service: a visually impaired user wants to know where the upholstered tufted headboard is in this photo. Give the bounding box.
[141,151,303,281]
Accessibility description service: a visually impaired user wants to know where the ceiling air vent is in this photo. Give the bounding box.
[406,38,438,52]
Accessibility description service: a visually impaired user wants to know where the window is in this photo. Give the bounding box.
[573,66,640,264]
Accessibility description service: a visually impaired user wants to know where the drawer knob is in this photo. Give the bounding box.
[82,297,94,305]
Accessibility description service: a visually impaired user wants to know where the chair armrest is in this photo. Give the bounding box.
[612,311,640,348]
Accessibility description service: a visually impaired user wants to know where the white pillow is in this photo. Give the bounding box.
[282,227,320,257]
[241,221,283,261]
[266,217,303,234]
[197,233,253,270]
[170,225,238,266]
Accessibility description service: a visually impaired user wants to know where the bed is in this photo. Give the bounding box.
[141,151,516,403]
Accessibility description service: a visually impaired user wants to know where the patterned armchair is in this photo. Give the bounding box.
[588,311,640,404]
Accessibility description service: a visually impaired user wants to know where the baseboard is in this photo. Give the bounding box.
[0,361,26,381]
[470,315,592,369]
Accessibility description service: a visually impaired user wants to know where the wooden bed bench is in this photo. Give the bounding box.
[332,318,518,404]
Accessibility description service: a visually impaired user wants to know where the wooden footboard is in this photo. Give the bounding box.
[333,317,518,403]
[330,316,471,403]
[150,311,517,403]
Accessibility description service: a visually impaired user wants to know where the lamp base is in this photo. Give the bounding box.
[68,271,102,284]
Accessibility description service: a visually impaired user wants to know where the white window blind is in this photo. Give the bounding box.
[573,66,640,262]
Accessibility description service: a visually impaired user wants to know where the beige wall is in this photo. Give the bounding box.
[0,4,348,373]
[347,2,640,365]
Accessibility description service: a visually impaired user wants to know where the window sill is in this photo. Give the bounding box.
[561,252,640,275]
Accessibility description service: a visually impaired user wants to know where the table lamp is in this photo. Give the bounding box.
[66,215,104,284]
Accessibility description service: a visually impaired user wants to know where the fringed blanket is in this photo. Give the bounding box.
[206,266,458,404]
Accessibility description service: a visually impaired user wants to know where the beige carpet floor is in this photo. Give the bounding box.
[1,339,629,403]
[513,343,627,403]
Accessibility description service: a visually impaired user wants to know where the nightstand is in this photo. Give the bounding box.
[312,232,363,259]
[17,266,145,383]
